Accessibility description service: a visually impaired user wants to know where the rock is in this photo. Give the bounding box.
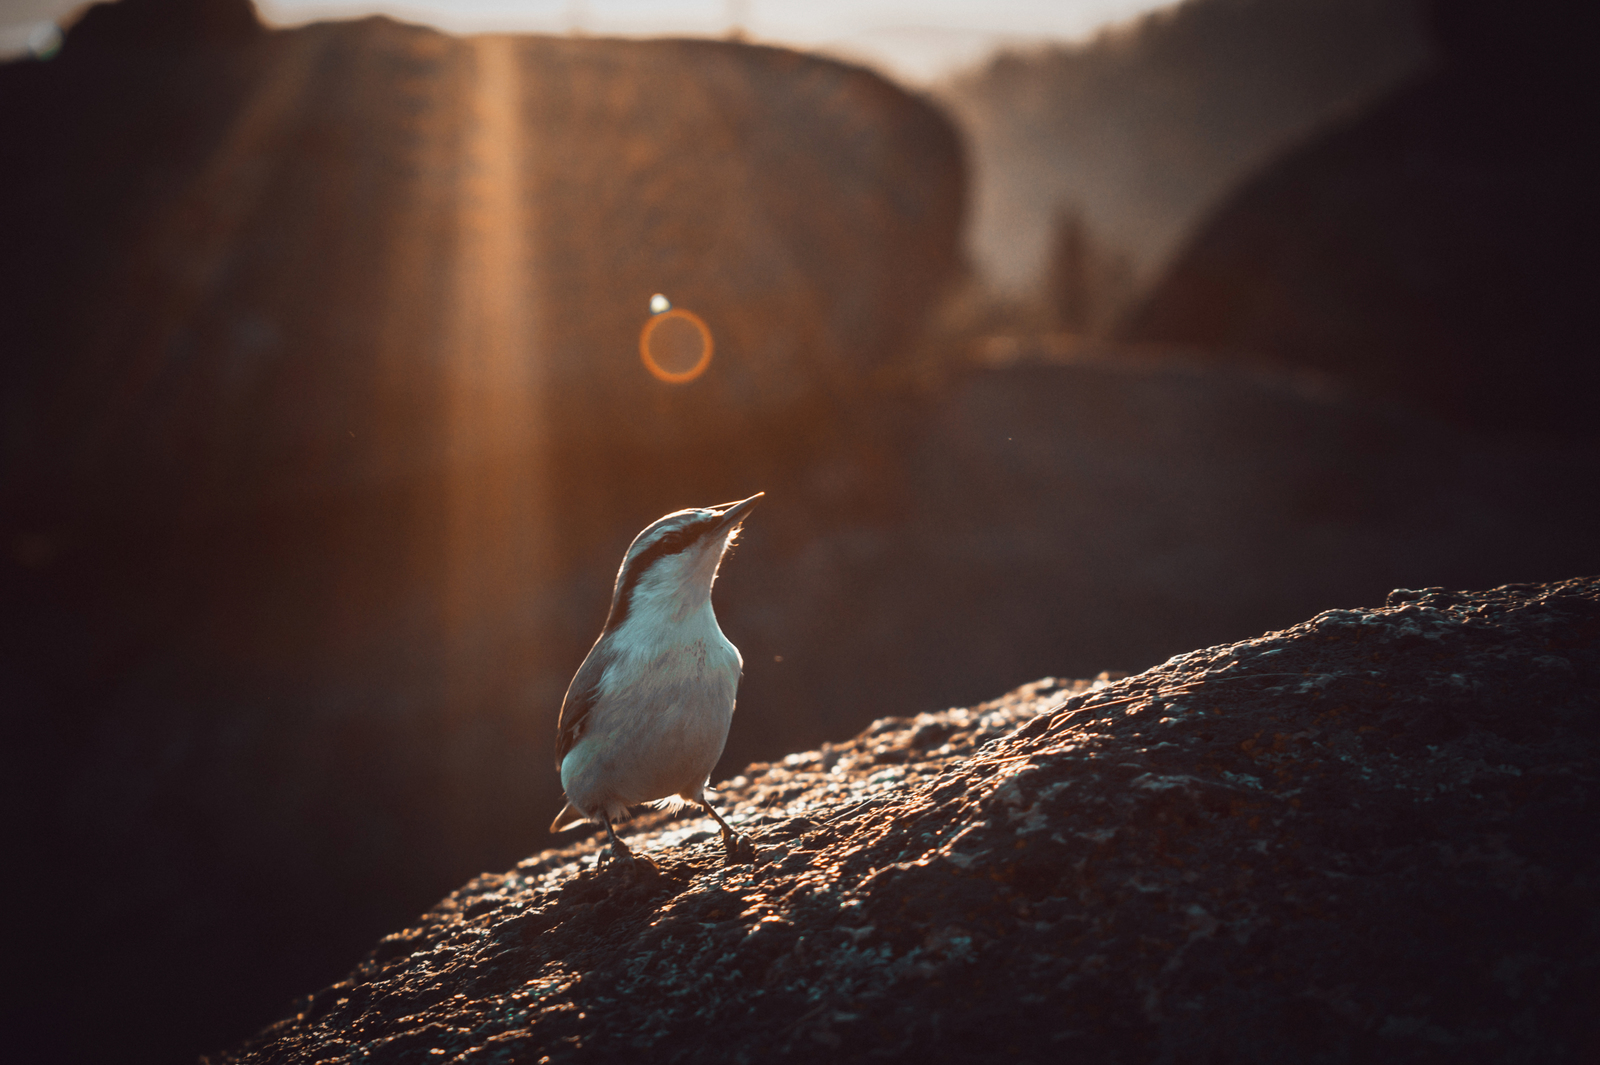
[213,576,1600,1063]
[938,0,1432,295]
[1117,0,1600,433]
[1,6,961,1062]
[734,353,1600,757]
[2,0,961,541]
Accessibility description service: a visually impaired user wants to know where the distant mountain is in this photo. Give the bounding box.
[938,0,1432,299]
[1118,0,1600,434]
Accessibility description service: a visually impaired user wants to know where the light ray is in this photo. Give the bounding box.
[441,34,549,704]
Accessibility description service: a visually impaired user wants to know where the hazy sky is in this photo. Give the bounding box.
[2,0,1180,82]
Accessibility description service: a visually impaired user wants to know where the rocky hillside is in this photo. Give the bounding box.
[215,576,1599,1063]
[1118,0,1599,433]
[938,0,1431,299]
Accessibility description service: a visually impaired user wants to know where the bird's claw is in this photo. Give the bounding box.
[722,832,757,866]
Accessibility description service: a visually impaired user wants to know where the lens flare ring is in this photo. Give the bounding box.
[639,307,713,384]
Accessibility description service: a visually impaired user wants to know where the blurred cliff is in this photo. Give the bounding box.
[1118,0,1600,433]
[3,0,1597,1063]
[938,0,1434,318]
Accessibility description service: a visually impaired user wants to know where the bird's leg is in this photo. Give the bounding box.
[699,798,756,865]
[600,814,656,876]
[600,813,632,862]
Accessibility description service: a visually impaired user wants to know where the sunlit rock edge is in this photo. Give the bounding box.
[215,576,1599,1064]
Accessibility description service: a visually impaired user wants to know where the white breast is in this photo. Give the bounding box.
[561,591,743,817]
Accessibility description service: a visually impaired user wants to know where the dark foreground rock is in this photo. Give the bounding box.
[215,576,1600,1064]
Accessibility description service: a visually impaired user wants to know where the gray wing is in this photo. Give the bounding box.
[553,641,615,771]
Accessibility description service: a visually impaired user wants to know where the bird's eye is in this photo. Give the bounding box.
[644,518,717,559]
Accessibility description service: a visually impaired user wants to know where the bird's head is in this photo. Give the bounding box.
[604,493,763,630]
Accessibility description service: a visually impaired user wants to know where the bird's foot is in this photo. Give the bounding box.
[721,831,757,866]
[602,844,659,878]
[623,853,661,879]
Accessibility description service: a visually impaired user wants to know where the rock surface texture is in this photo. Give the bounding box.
[216,576,1600,1064]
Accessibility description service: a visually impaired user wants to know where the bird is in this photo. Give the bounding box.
[549,492,763,869]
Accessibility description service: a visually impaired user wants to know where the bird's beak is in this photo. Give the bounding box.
[714,492,764,530]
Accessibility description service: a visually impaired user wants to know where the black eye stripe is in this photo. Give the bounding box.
[602,515,724,632]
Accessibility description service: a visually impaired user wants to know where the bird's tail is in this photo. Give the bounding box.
[549,801,586,833]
